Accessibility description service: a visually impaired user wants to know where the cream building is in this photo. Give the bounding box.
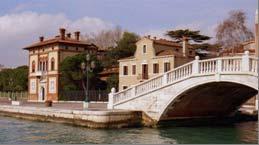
[24,28,98,101]
[118,36,195,91]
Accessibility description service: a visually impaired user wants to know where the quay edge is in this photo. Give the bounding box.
[0,105,156,128]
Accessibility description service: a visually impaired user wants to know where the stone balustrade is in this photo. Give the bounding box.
[108,51,258,109]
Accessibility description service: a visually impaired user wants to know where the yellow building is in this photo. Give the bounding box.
[118,35,195,91]
[24,28,98,101]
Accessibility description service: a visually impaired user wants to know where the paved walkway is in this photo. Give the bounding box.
[0,100,107,110]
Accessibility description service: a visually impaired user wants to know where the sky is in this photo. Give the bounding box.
[0,0,257,67]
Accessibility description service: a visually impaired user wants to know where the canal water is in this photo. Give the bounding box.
[0,116,257,144]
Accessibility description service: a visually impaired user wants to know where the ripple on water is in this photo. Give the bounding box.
[0,116,257,144]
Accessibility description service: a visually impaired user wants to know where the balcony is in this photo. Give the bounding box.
[34,71,47,77]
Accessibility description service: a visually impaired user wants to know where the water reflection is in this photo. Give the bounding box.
[0,116,257,144]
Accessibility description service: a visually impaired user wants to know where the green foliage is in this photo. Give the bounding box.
[59,53,104,91]
[106,74,119,91]
[103,32,139,67]
[166,29,210,43]
[0,66,28,91]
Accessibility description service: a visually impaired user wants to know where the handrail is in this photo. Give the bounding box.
[112,55,257,105]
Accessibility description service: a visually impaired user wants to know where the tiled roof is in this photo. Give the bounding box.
[119,56,135,60]
[153,39,182,47]
[23,36,97,50]
[155,49,183,56]
[242,39,255,46]
[99,67,119,75]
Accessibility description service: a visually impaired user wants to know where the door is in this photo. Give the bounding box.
[142,64,148,80]
[41,87,45,101]
[39,86,46,101]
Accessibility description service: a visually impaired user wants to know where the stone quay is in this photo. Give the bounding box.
[0,105,154,128]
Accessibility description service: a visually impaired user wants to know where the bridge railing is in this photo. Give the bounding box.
[167,62,193,83]
[109,51,258,107]
[221,57,242,72]
[250,57,258,73]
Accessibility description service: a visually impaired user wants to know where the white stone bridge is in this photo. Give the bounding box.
[108,51,258,122]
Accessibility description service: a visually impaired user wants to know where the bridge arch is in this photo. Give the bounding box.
[158,76,258,121]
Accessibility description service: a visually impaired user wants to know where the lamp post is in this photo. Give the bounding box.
[81,54,95,109]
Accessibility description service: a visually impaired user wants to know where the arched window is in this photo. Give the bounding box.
[51,58,55,71]
[32,61,36,73]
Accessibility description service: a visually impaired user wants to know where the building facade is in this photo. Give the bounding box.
[24,28,98,101]
[118,36,195,91]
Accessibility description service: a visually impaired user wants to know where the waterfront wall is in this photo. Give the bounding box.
[0,105,144,128]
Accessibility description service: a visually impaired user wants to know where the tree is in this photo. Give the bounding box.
[83,26,123,50]
[216,10,254,54]
[103,31,139,67]
[0,66,28,92]
[166,29,211,43]
[59,53,104,91]
[106,74,119,92]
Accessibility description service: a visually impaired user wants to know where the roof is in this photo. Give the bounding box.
[155,49,181,56]
[99,67,119,75]
[242,39,255,46]
[23,36,98,50]
[119,56,135,60]
[153,39,182,47]
[221,46,255,54]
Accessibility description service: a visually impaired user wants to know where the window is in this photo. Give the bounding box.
[143,45,147,53]
[46,61,48,71]
[65,46,68,50]
[76,47,79,51]
[42,61,45,71]
[32,61,36,73]
[30,79,36,94]
[153,63,159,74]
[189,50,193,55]
[176,48,179,52]
[164,62,170,72]
[132,65,136,75]
[49,78,56,94]
[123,66,128,75]
[39,61,42,71]
[51,58,55,71]
[123,86,128,90]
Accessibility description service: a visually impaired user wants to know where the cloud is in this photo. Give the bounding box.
[0,12,113,67]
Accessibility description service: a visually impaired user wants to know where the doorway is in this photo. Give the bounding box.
[142,64,148,80]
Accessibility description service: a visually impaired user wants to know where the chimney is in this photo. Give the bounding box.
[153,36,157,40]
[74,31,80,41]
[59,28,66,40]
[147,35,151,39]
[66,33,71,38]
[255,9,259,57]
[39,36,44,42]
[182,36,189,57]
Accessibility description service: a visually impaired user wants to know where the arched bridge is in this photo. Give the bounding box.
[108,51,258,122]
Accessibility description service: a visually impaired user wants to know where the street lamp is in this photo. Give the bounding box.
[81,54,95,109]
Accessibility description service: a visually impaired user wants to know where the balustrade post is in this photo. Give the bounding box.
[242,51,250,72]
[162,73,168,85]
[107,88,115,109]
[192,56,200,75]
[217,59,222,73]
[131,86,136,97]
